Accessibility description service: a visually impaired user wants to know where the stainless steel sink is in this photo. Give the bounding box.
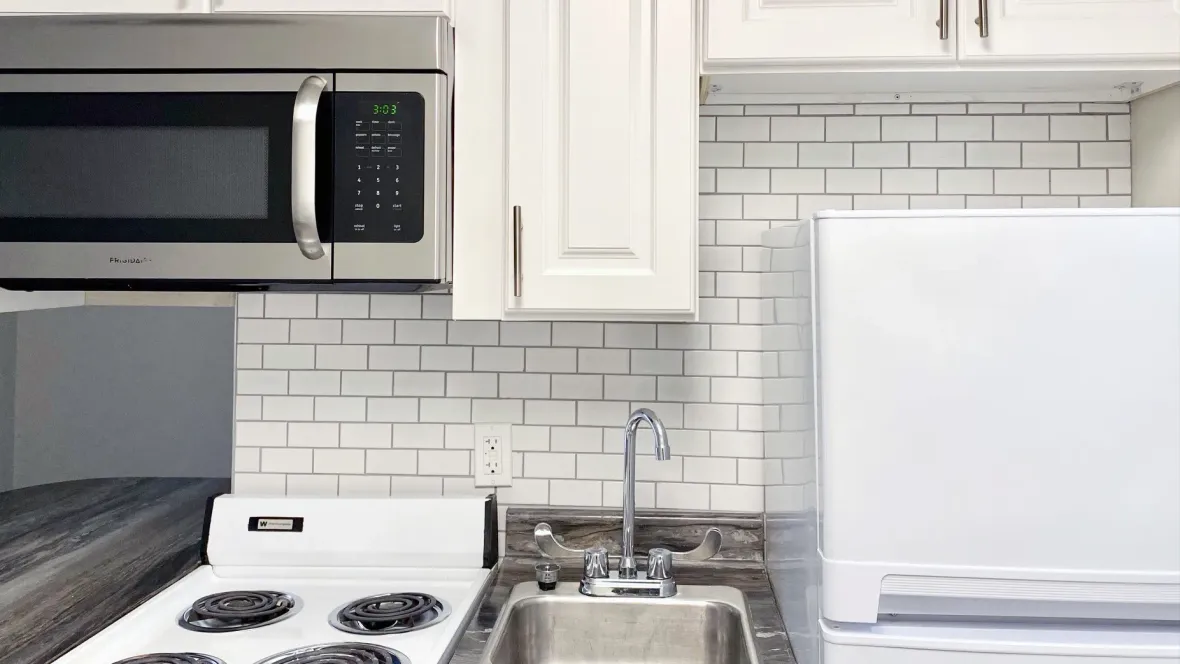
[478,582,760,664]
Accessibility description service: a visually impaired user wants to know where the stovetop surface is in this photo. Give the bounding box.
[54,565,491,664]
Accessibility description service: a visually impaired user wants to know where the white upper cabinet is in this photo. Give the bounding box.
[0,0,207,11]
[505,0,698,318]
[211,0,449,13]
[704,0,956,66]
[957,0,1180,60]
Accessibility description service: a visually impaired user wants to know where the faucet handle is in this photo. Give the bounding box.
[583,546,610,579]
[669,527,723,562]
[534,523,587,559]
[646,548,673,580]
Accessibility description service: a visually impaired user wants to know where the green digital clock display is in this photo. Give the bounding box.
[372,104,399,116]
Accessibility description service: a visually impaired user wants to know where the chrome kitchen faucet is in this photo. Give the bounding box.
[535,408,721,598]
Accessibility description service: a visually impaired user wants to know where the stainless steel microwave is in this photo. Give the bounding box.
[0,15,452,291]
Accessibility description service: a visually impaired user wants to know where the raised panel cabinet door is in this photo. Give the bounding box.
[507,0,697,317]
[212,0,448,11]
[958,0,1180,60]
[0,0,208,11]
[704,0,956,66]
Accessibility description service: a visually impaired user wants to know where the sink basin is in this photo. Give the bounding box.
[478,582,760,664]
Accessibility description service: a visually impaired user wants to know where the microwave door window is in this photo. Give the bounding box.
[0,127,269,220]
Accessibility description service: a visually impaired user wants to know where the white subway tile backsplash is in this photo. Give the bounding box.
[238,370,288,395]
[937,115,991,141]
[717,116,770,141]
[340,475,393,496]
[315,345,367,370]
[826,116,880,142]
[1108,115,1131,141]
[263,396,314,422]
[911,142,964,167]
[341,423,392,448]
[994,115,1048,141]
[826,169,881,193]
[938,169,993,194]
[744,143,798,167]
[396,320,448,345]
[393,372,446,397]
[341,371,393,396]
[798,143,852,167]
[369,346,420,371]
[881,116,935,141]
[314,397,366,422]
[446,372,498,398]
[1079,142,1131,168]
[318,294,369,319]
[551,323,604,348]
[237,101,1128,510]
[501,322,552,347]
[550,479,603,507]
[237,395,262,420]
[290,320,342,345]
[1051,169,1107,195]
[266,294,316,319]
[313,448,365,474]
[372,398,424,424]
[288,422,340,448]
[342,320,394,345]
[1022,142,1078,168]
[700,143,744,167]
[1050,115,1105,141]
[264,345,315,369]
[995,169,1050,195]
[370,294,422,319]
[771,117,825,142]
[966,142,1020,167]
[422,346,473,371]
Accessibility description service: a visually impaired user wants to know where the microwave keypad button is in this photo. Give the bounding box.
[385,146,402,158]
[354,132,369,144]
[387,132,403,144]
[387,121,402,131]
[354,145,368,158]
[368,145,383,158]
[370,132,385,144]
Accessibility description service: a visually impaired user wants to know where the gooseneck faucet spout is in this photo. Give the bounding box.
[620,408,670,579]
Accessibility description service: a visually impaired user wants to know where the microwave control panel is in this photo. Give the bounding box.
[333,92,425,243]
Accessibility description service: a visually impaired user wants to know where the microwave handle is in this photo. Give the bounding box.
[291,75,327,260]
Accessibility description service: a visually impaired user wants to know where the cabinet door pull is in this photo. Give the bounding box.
[938,0,949,40]
[975,0,989,38]
[513,205,523,298]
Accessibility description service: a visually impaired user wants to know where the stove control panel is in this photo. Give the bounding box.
[333,92,425,243]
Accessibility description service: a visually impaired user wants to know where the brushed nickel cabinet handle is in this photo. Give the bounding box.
[975,0,989,38]
[513,205,523,298]
[938,0,950,40]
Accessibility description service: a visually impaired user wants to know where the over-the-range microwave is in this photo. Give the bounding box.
[0,15,452,291]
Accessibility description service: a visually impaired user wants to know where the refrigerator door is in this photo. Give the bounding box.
[813,208,1180,624]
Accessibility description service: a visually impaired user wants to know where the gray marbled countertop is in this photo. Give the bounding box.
[0,477,228,664]
[448,508,795,663]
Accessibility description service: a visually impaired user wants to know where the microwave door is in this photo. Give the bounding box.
[0,73,334,284]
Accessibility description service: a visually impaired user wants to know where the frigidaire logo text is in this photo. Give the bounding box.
[109,257,152,264]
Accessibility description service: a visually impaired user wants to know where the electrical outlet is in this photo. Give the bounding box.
[474,424,512,487]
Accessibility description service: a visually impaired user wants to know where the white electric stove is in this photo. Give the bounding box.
[54,495,498,664]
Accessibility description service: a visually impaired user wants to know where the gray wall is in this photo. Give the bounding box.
[0,314,15,492]
[12,306,234,488]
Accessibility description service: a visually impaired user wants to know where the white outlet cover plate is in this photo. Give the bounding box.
[474,423,512,487]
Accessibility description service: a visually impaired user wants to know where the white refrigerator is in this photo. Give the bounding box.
[768,208,1180,664]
